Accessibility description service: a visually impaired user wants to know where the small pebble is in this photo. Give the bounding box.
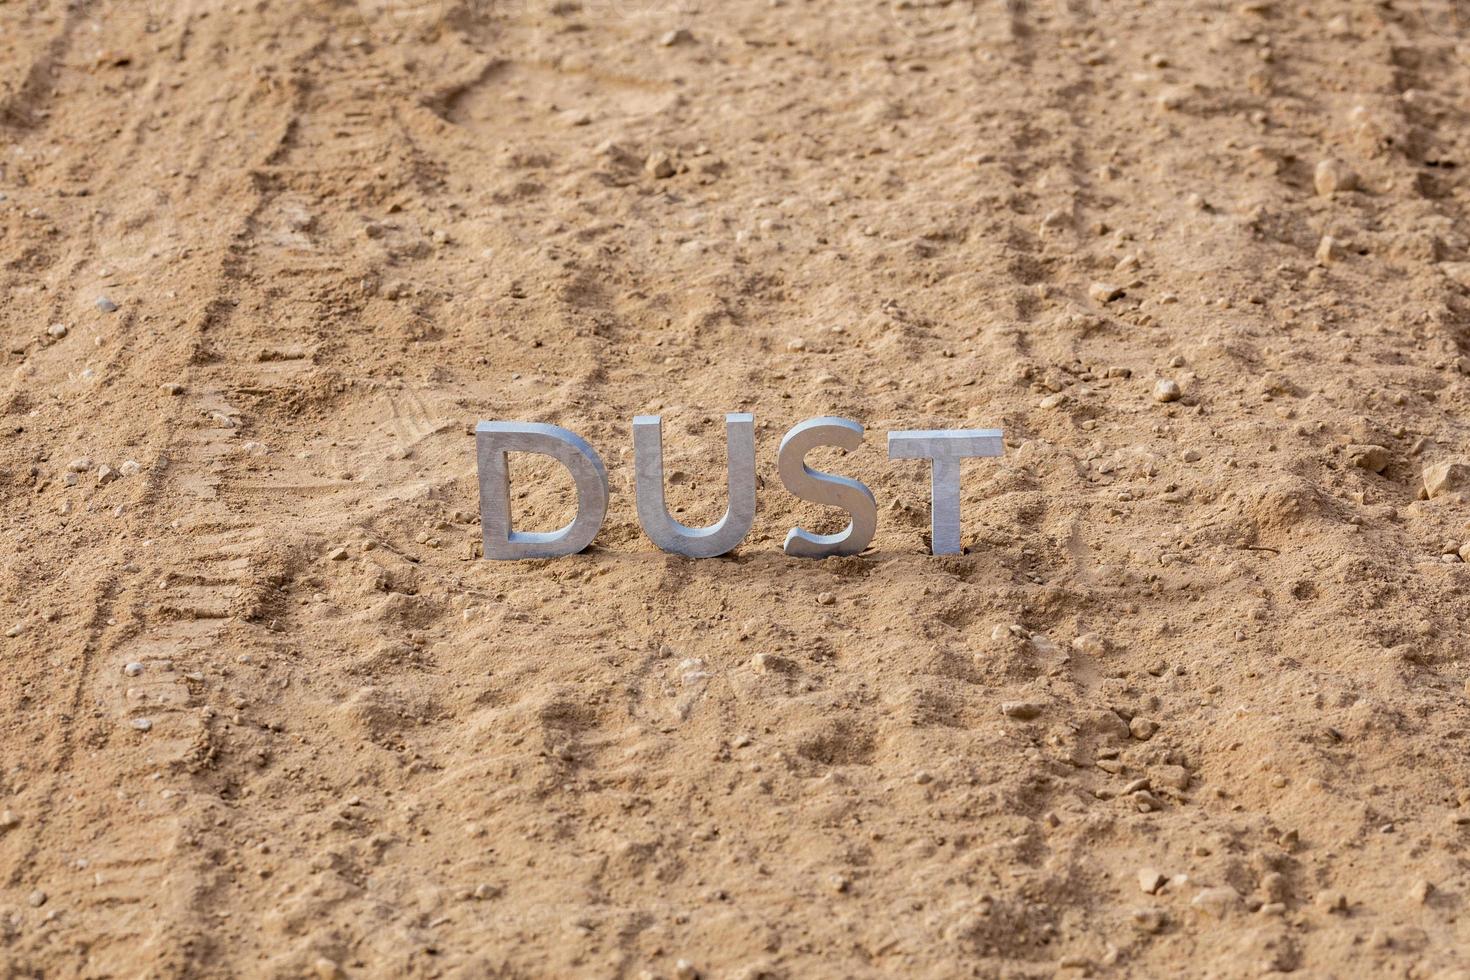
[95,296,118,313]
[47,323,67,339]
[1131,907,1167,932]
[27,890,46,908]
[131,718,153,732]
[67,457,93,473]
[1129,717,1158,740]
[1347,444,1391,474]
[1089,281,1124,303]
[1001,700,1044,720]
[119,460,141,477]
[645,152,675,179]
[1192,886,1242,918]
[1316,235,1339,265]
[816,591,835,606]
[124,662,144,676]
[660,27,694,46]
[1071,633,1105,657]
[96,465,120,485]
[1134,789,1163,812]
[1152,379,1182,403]
[1138,868,1166,894]
[1154,765,1191,790]
[1314,158,1358,197]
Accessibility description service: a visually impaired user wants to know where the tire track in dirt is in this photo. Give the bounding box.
[0,6,335,969]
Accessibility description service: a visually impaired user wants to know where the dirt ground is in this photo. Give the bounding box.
[4,0,1470,976]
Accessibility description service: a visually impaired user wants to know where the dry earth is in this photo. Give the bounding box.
[4,0,1470,976]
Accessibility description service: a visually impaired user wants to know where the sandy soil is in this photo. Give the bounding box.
[4,0,1470,976]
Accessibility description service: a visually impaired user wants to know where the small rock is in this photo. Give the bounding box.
[1152,379,1181,403]
[5,623,25,638]
[1314,158,1358,197]
[327,547,349,561]
[1316,234,1339,265]
[119,460,141,477]
[1153,764,1191,790]
[47,323,68,339]
[66,457,93,473]
[1409,879,1433,904]
[786,337,807,352]
[1316,889,1348,913]
[1261,872,1288,903]
[1089,281,1124,303]
[1192,886,1242,918]
[645,152,676,179]
[160,382,185,396]
[660,27,694,46]
[96,465,120,485]
[1072,633,1105,657]
[1423,460,1470,499]
[1139,868,1166,894]
[1130,907,1167,933]
[0,811,19,831]
[1133,789,1163,812]
[1347,444,1391,474]
[1001,700,1044,720]
[816,591,835,606]
[95,296,118,313]
[124,662,144,677]
[673,960,699,980]
[1181,449,1201,463]
[1129,717,1158,740]
[312,958,344,980]
[1157,87,1188,111]
[131,718,153,732]
[27,890,46,908]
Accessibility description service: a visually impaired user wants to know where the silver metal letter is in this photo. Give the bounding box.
[778,417,876,559]
[633,413,756,558]
[888,429,1004,556]
[477,421,609,560]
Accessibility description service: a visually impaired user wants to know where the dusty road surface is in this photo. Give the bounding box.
[4,0,1470,976]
